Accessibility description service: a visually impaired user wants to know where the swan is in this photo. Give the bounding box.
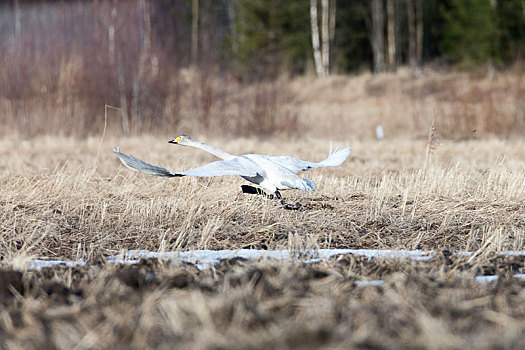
[113,135,351,209]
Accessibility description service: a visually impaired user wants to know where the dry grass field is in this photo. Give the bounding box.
[1,132,524,349]
[2,134,524,258]
[1,70,525,349]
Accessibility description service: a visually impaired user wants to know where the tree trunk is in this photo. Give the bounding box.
[226,0,238,53]
[117,60,130,134]
[406,0,416,67]
[109,1,117,66]
[371,0,385,73]
[386,0,396,71]
[415,0,423,66]
[329,0,336,41]
[132,0,152,131]
[329,0,336,71]
[192,0,199,64]
[14,0,21,37]
[310,0,325,77]
[110,0,129,133]
[395,0,402,65]
[321,0,330,74]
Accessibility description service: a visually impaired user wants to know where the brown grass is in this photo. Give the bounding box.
[2,67,525,139]
[0,253,523,349]
[2,5,524,344]
[1,121,524,348]
[1,135,524,261]
[292,68,525,139]
[1,135,524,260]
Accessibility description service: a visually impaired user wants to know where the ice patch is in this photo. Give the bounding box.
[106,248,433,270]
[28,259,85,270]
[18,249,525,286]
[355,279,385,287]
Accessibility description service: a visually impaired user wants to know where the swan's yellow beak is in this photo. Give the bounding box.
[168,136,181,144]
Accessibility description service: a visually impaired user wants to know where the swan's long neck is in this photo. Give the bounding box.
[188,140,235,160]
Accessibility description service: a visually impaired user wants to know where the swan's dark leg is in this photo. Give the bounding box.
[241,185,274,199]
[241,186,301,209]
[275,190,302,210]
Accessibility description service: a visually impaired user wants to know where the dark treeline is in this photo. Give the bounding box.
[231,0,525,77]
[1,0,524,135]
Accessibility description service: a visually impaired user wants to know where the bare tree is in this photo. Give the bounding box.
[329,0,336,72]
[310,0,335,77]
[14,0,21,37]
[395,0,403,65]
[226,0,238,53]
[310,0,325,77]
[109,0,130,133]
[370,0,385,72]
[321,0,330,73]
[132,0,152,131]
[386,0,396,70]
[415,0,423,66]
[329,0,336,42]
[192,0,199,64]
[406,0,416,67]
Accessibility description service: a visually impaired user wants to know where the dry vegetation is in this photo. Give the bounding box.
[2,65,525,139]
[1,135,524,259]
[1,58,525,348]
[2,3,524,347]
[292,68,525,140]
[0,254,524,349]
[1,129,524,348]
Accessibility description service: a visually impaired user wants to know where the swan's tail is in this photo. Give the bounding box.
[318,142,352,167]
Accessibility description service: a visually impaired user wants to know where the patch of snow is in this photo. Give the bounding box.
[28,259,85,270]
[15,249,525,287]
[355,280,385,287]
[106,248,433,270]
[475,273,525,283]
[475,275,499,283]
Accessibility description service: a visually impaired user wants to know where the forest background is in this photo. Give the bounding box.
[1,0,525,138]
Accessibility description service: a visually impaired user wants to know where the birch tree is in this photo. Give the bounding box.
[406,0,416,67]
[191,0,199,64]
[131,0,152,131]
[310,0,325,77]
[387,0,396,70]
[310,0,335,77]
[370,0,385,72]
[415,0,423,66]
[109,1,131,133]
[14,0,21,37]
[406,0,423,67]
[321,0,330,73]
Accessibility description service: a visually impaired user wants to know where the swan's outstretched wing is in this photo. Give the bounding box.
[113,148,260,178]
[180,156,260,177]
[269,143,351,173]
[114,148,180,177]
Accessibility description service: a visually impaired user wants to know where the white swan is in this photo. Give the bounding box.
[113,135,351,209]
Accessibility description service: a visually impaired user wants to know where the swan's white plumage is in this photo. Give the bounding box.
[113,136,351,195]
[178,157,260,178]
[268,142,351,173]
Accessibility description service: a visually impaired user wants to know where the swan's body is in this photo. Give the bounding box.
[113,135,351,208]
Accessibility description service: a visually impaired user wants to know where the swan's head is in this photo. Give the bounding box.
[168,135,193,146]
